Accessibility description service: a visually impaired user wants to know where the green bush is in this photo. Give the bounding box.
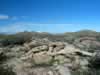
[0,66,16,75]
[0,32,33,46]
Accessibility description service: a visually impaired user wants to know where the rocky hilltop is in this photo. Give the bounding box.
[0,30,100,75]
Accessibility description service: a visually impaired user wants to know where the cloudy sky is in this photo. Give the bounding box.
[0,0,100,33]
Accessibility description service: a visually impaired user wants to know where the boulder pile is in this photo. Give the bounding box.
[0,38,99,75]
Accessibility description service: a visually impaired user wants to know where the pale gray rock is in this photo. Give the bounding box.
[56,65,71,75]
[31,45,48,52]
[33,51,53,65]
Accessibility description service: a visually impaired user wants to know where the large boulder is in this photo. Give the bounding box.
[54,55,71,64]
[31,45,48,53]
[49,42,66,52]
[33,51,53,65]
[56,65,71,75]
[24,38,50,49]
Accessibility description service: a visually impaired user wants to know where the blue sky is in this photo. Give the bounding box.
[0,0,100,33]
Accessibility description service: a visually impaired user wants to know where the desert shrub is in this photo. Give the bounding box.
[0,65,16,75]
[64,32,76,43]
[0,32,33,46]
[0,30,100,46]
[75,30,98,37]
[0,53,7,63]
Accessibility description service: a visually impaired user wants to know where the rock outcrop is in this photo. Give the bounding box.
[0,38,99,75]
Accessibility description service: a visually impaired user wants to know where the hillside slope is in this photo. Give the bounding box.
[0,30,100,75]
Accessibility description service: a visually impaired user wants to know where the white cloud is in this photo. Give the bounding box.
[0,22,56,33]
[0,22,43,33]
[1,22,90,33]
[0,14,31,20]
[0,15,9,20]
[11,16,30,20]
